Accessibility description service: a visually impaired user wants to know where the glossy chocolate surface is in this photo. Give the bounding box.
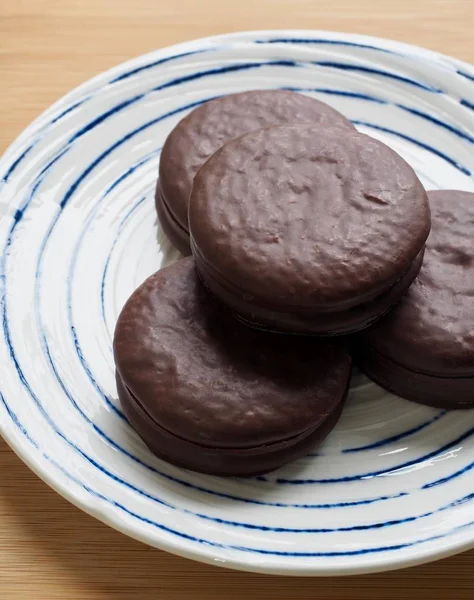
[359,190,474,408]
[158,89,354,236]
[114,258,351,449]
[190,124,429,334]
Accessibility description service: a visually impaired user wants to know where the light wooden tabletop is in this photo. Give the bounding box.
[2,1,474,598]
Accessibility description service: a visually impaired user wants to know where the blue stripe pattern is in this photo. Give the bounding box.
[313,61,442,92]
[255,38,399,54]
[3,389,474,557]
[2,32,474,569]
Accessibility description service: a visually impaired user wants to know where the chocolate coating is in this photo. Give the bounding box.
[357,344,474,409]
[359,190,474,408]
[197,247,425,336]
[113,258,351,474]
[117,372,348,476]
[190,125,430,334]
[155,181,191,256]
[157,89,354,249]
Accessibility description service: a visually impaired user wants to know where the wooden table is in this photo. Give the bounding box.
[2,1,474,597]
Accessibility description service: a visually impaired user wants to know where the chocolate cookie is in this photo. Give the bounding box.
[358,190,474,408]
[157,89,354,255]
[113,258,351,475]
[189,125,430,336]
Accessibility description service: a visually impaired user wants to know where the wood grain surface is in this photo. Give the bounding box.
[2,1,474,598]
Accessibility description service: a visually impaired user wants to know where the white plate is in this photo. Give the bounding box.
[1,30,474,577]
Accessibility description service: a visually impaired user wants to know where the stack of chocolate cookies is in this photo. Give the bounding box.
[114,90,474,477]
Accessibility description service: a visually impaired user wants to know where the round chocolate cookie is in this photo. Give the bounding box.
[189,124,430,336]
[113,258,351,476]
[157,89,354,255]
[358,190,474,409]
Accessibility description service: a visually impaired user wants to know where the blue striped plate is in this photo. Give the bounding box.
[1,30,474,576]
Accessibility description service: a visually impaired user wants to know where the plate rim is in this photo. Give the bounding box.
[1,28,474,577]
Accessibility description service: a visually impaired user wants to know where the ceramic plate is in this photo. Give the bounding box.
[2,30,474,576]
